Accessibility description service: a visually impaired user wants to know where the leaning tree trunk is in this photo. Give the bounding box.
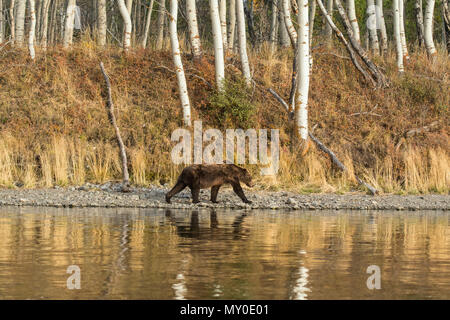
[415,0,425,47]
[210,0,225,91]
[99,62,131,190]
[169,0,192,127]
[393,0,405,72]
[282,0,297,46]
[376,0,388,54]
[346,0,360,44]
[63,0,76,48]
[156,0,165,49]
[98,0,107,47]
[15,0,26,46]
[228,0,236,50]
[236,0,251,85]
[399,0,409,60]
[442,0,450,53]
[118,0,132,51]
[28,0,36,59]
[141,0,155,48]
[186,0,202,60]
[366,0,380,55]
[219,0,228,50]
[424,0,437,57]
[296,0,310,141]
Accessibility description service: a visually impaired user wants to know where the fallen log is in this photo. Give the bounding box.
[268,88,378,195]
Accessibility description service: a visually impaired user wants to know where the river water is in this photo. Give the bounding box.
[0,207,448,299]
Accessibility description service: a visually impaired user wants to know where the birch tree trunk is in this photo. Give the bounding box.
[295,0,309,141]
[366,0,380,54]
[41,0,50,49]
[0,0,3,43]
[346,0,360,44]
[414,0,425,47]
[97,0,107,47]
[282,0,297,46]
[210,0,225,91]
[9,0,15,44]
[236,0,251,85]
[15,0,26,46]
[169,0,192,127]
[270,0,279,52]
[376,0,388,54]
[219,0,228,50]
[228,0,236,50]
[118,0,132,51]
[443,0,450,53]
[393,0,404,72]
[63,0,76,48]
[309,0,316,46]
[279,2,290,47]
[424,0,437,56]
[399,0,409,59]
[28,0,36,59]
[324,0,333,42]
[186,0,202,60]
[141,0,154,48]
[156,0,165,49]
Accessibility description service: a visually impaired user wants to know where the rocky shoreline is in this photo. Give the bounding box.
[0,183,448,211]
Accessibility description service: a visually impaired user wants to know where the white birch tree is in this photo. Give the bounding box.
[236,0,251,85]
[282,0,297,46]
[210,0,225,91]
[118,0,132,51]
[295,0,309,141]
[424,0,437,56]
[393,0,404,72]
[28,0,36,59]
[98,0,107,47]
[219,0,228,50]
[228,0,236,50]
[41,0,51,49]
[15,0,26,46]
[346,0,360,44]
[156,0,166,50]
[186,0,202,59]
[324,0,333,42]
[399,0,409,59]
[270,0,279,52]
[0,0,3,43]
[366,0,380,54]
[63,0,77,48]
[9,0,15,44]
[376,0,388,54]
[142,0,155,48]
[169,0,191,127]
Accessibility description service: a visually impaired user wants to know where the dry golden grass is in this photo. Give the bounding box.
[0,41,448,193]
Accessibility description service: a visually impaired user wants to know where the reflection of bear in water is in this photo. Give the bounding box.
[165,164,254,204]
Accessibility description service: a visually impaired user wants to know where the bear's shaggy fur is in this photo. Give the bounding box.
[165,164,254,204]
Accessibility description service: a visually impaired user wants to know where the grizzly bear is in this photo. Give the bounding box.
[165,164,254,204]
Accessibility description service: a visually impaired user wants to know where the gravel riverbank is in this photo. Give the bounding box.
[0,183,449,211]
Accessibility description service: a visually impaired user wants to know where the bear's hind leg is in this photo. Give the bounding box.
[210,185,221,203]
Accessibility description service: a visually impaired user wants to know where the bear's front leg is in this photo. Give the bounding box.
[231,181,252,204]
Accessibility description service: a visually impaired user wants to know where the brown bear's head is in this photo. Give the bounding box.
[239,167,254,188]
